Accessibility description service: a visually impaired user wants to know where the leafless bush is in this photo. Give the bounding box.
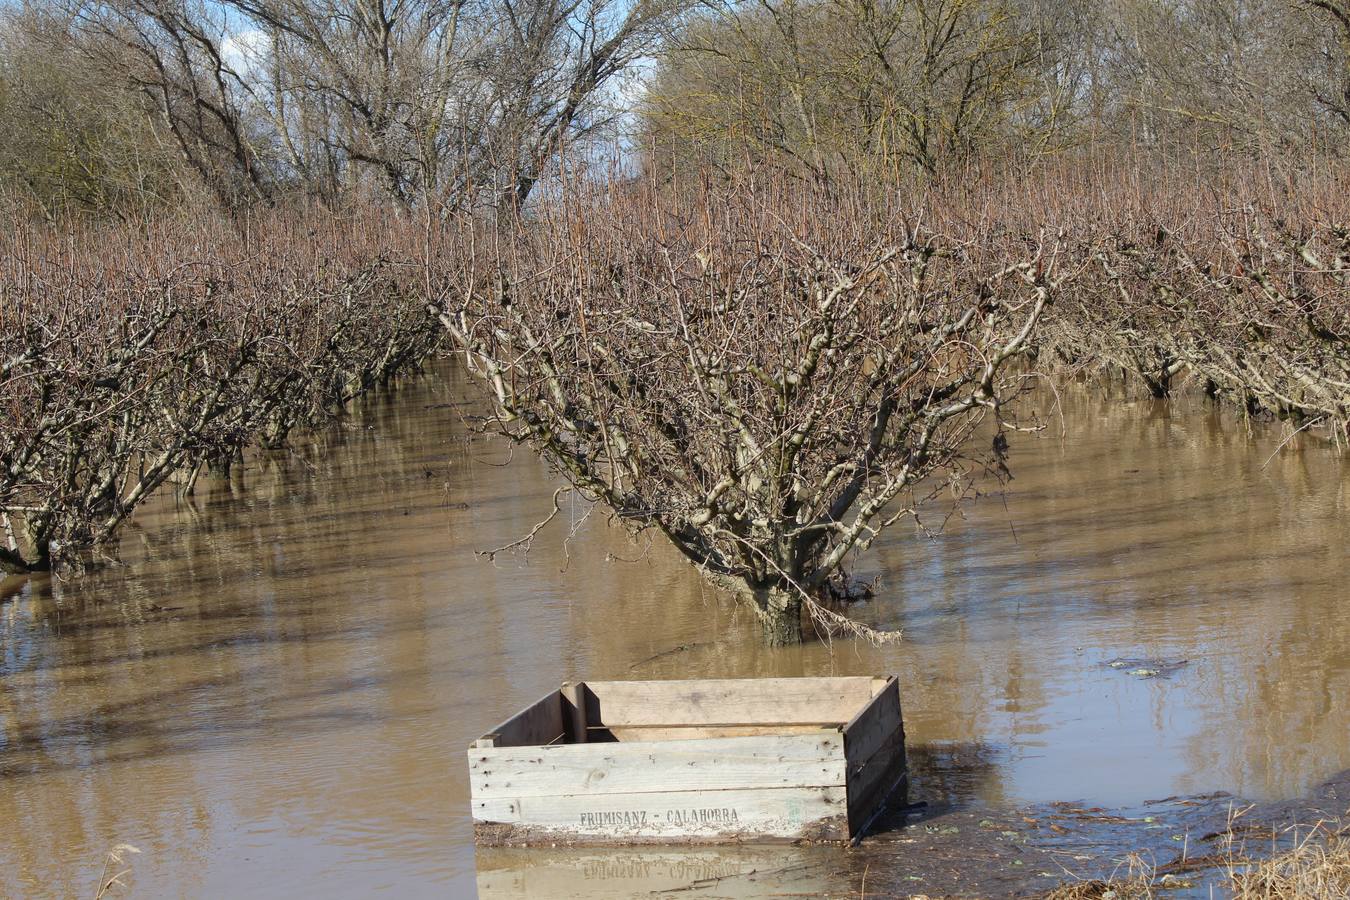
[0,211,441,573]
[1013,158,1350,441]
[904,153,1350,443]
[1059,212,1350,438]
[436,176,1062,643]
[436,155,1350,642]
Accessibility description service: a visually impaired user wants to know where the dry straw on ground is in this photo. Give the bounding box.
[1043,815,1350,899]
[1228,821,1350,899]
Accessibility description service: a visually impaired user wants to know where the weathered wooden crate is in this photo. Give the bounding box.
[468,676,906,845]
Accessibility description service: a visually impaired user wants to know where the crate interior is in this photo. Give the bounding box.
[477,676,889,747]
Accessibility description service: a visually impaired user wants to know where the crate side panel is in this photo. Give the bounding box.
[845,731,907,833]
[604,723,837,742]
[474,785,849,843]
[843,677,902,766]
[842,677,906,835]
[482,690,566,748]
[471,732,845,799]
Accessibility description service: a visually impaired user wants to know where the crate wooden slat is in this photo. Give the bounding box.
[580,676,880,726]
[468,676,906,845]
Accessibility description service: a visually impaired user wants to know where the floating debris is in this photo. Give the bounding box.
[1102,657,1190,678]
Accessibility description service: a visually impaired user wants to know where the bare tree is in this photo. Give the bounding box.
[68,0,282,211]
[437,177,1061,643]
[1300,0,1350,125]
[642,0,1043,179]
[52,0,685,212]
[640,0,1350,178]
[0,9,190,217]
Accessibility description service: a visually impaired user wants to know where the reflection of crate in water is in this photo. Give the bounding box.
[476,845,844,898]
[468,676,906,845]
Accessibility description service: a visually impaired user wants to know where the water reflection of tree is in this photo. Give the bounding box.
[0,365,495,894]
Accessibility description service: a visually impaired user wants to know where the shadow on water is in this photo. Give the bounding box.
[901,741,1010,818]
[1,599,443,677]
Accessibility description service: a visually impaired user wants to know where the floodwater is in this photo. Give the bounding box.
[1,362,1347,897]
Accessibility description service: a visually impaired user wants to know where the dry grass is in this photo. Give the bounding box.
[92,844,140,899]
[1042,851,1158,899]
[1227,821,1350,899]
[1044,815,1350,900]
[1042,880,1151,900]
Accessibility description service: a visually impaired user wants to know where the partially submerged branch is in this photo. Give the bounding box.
[477,486,572,563]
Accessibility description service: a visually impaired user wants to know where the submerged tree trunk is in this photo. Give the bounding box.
[0,545,36,574]
[749,586,803,646]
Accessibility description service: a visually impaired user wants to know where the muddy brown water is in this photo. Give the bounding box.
[1,362,1347,897]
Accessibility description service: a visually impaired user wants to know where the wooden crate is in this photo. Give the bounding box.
[468,676,906,845]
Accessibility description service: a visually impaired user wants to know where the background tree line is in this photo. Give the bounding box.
[641,0,1350,178]
[2,0,1349,216]
[0,0,677,218]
